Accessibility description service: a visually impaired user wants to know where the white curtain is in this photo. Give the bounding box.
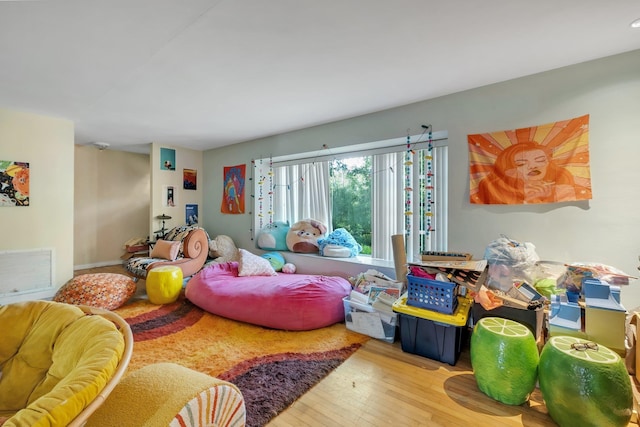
[371,152,404,260]
[273,161,331,227]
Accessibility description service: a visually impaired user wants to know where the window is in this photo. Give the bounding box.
[254,133,448,263]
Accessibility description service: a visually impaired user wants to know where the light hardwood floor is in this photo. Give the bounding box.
[268,338,558,427]
[77,265,639,427]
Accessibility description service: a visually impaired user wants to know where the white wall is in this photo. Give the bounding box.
[0,108,74,298]
[74,145,150,268]
[203,49,640,308]
[150,143,203,238]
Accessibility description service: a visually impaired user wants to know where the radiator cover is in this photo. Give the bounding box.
[0,248,54,296]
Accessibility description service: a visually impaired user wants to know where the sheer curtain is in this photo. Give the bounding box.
[272,161,331,228]
[260,139,448,261]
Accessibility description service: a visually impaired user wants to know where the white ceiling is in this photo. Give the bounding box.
[1,0,639,153]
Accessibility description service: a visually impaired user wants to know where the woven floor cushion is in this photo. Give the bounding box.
[54,273,137,310]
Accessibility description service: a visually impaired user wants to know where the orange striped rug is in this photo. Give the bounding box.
[114,294,368,427]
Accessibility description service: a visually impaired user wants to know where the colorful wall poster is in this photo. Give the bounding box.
[0,160,29,207]
[221,164,246,214]
[183,168,197,190]
[468,114,592,205]
[186,204,198,225]
[164,185,175,207]
[160,148,176,170]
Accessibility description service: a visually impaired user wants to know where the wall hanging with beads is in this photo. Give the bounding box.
[252,156,275,228]
[404,124,435,249]
[252,156,289,247]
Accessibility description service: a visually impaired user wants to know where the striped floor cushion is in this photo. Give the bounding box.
[86,363,245,427]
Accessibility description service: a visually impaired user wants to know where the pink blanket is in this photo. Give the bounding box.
[185,262,351,330]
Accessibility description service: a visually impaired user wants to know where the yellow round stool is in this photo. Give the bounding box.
[146,266,183,304]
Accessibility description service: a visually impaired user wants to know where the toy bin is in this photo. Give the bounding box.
[343,296,397,343]
[393,294,472,365]
[406,274,459,314]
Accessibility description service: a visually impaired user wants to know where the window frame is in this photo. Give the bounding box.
[253,132,449,263]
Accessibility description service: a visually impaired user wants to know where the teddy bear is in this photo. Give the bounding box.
[317,228,362,258]
[256,221,290,251]
[208,234,239,263]
[285,219,327,253]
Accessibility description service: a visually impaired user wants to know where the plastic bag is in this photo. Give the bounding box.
[557,262,636,293]
[483,236,540,291]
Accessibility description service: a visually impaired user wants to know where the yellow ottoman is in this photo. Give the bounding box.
[146,265,183,304]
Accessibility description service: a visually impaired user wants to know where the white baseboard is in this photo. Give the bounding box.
[0,288,56,304]
[74,260,123,270]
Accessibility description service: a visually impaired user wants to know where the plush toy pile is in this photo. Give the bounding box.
[213,220,362,276]
[317,228,362,258]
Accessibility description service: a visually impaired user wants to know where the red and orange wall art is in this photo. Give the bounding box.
[221,164,246,214]
[468,114,592,205]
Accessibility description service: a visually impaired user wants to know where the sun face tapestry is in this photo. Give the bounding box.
[468,114,592,205]
[0,160,29,207]
[221,164,246,214]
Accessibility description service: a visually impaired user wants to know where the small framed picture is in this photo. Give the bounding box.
[183,168,197,190]
[186,204,198,225]
[164,186,175,207]
[160,148,176,170]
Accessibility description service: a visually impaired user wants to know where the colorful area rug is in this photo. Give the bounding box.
[114,295,369,427]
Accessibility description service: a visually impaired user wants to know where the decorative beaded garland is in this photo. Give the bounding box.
[257,159,264,229]
[404,134,413,243]
[255,156,275,230]
[267,155,274,225]
[424,129,434,237]
[405,126,436,252]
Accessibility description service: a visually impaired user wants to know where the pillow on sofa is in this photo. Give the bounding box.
[237,249,277,277]
[53,273,137,310]
[150,240,180,261]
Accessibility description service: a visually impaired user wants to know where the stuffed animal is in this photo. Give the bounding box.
[282,263,296,274]
[208,235,239,263]
[261,251,286,271]
[317,228,362,258]
[285,219,327,253]
[256,221,290,251]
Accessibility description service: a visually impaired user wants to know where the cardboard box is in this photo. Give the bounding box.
[583,278,626,356]
[585,306,626,356]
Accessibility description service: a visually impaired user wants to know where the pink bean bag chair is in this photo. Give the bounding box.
[185,261,351,330]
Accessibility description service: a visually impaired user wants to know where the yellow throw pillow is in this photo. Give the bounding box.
[150,240,180,261]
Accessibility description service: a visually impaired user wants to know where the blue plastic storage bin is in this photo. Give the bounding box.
[406,274,458,314]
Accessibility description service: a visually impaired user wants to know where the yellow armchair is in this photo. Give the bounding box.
[0,301,132,427]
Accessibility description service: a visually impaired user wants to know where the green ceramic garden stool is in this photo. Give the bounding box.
[470,317,539,405]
